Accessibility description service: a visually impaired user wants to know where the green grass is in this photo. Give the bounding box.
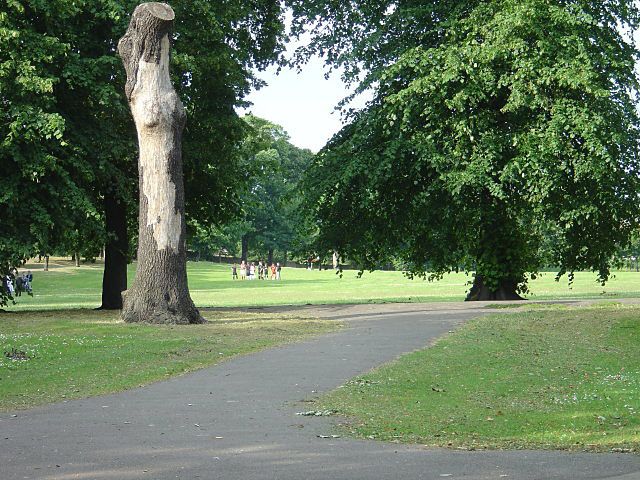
[0,309,338,411]
[318,304,640,452]
[7,259,640,310]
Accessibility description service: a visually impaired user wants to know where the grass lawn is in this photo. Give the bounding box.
[6,258,640,310]
[0,309,338,411]
[317,303,639,452]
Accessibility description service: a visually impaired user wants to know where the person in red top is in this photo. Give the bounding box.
[270,263,276,280]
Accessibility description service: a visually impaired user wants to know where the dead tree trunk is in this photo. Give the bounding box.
[118,2,203,324]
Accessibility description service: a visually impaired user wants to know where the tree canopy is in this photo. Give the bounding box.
[301,0,640,299]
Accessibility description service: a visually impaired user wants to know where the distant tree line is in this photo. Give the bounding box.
[188,115,315,266]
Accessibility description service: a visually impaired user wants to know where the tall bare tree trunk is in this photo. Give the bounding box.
[118,2,203,324]
[100,191,128,310]
[44,255,49,272]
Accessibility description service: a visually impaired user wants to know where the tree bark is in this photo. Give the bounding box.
[465,275,524,301]
[44,255,49,271]
[74,252,80,267]
[118,2,203,324]
[100,192,128,310]
[267,248,273,265]
[241,234,249,262]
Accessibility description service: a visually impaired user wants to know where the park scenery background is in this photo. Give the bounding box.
[2,0,640,468]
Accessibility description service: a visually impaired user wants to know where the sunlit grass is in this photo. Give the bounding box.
[319,304,640,452]
[7,259,640,310]
[0,308,338,411]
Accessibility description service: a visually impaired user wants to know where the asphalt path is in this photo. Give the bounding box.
[2,303,639,480]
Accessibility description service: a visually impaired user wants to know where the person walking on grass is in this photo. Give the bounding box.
[276,262,282,280]
[2,275,11,296]
[240,261,247,280]
[232,264,238,280]
[249,262,256,280]
[22,272,32,294]
[14,274,23,296]
[270,263,276,280]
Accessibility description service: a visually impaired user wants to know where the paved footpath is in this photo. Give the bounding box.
[2,303,639,480]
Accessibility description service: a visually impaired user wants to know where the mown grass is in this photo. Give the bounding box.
[7,259,640,310]
[319,304,640,452]
[0,309,338,411]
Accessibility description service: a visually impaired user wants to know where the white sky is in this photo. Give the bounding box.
[241,58,365,153]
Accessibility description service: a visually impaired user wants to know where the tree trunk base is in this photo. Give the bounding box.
[117,3,201,326]
[466,275,524,301]
[121,290,205,324]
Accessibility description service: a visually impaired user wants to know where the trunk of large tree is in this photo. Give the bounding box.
[44,255,49,271]
[267,249,273,265]
[118,3,203,325]
[241,235,249,262]
[465,275,524,301]
[74,253,80,267]
[100,192,128,310]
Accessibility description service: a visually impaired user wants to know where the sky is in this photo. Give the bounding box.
[241,57,366,153]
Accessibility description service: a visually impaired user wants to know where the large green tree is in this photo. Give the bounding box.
[288,1,481,91]
[1,0,285,308]
[0,0,109,307]
[237,115,313,263]
[301,0,640,299]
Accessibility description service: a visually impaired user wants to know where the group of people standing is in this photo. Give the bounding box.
[3,270,33,297]
[232,261,281,281]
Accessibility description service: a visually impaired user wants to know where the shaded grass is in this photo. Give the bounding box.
[8,259,640,310]
[0,309,338,411]
[319,304,640,452]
